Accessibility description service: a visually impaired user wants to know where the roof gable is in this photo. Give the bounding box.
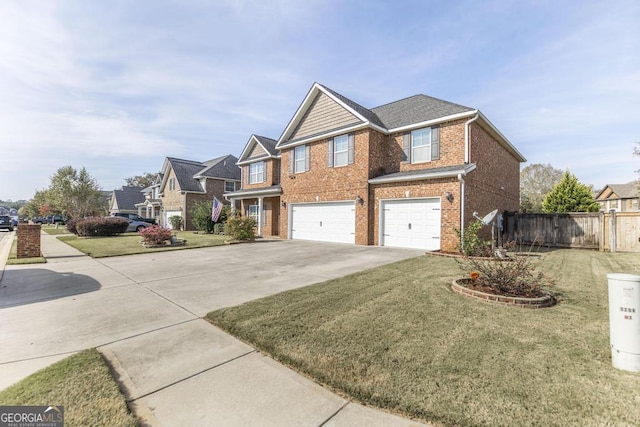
[196,154,241,180]
[596,183,640,200]
[160,155,241,193]
[238,135,279,164]
[111,186,144,211]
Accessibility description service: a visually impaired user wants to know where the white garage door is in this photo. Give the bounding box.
[165,210,182,229]
[381,198,441,250]
[290,202,355,244]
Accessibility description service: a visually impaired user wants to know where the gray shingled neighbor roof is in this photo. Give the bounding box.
[112,186,144,211]
[371,94,475,129]
[602,182,640,199]
[167,155,240,193]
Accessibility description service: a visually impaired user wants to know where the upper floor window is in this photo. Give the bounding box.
[610,200,618,209]
[249,161,265,184]
[632,199,638,210]
[290,145,310,174]
[327,134,354,167]
[403,126,440,164]
[225,181,236,192]
[169,177,176,191]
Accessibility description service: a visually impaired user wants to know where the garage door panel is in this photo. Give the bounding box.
[381,199,441,251]
[291,202,355,244]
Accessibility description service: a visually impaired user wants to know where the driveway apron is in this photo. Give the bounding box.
[1,234,428,426]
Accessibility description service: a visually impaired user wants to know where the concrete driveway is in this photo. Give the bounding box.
[0,235,428,426]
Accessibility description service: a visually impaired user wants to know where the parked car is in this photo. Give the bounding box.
[0,215,14,231]
[126,219,153,233]
[112,212,157,225]
[32,215,65,225]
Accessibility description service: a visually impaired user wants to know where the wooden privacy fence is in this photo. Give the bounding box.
[502,211,640,253]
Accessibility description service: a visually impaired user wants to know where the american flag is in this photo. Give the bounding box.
[211,196,223,222]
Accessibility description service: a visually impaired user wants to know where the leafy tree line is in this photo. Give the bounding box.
[520,163,599,213]
[21,166,105,219]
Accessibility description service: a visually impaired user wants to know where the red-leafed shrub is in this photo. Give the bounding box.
[138,225,173,246]
[75,217,129,237]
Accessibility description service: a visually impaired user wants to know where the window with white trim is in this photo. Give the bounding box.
[225,181,236,192]
[403,126,440,164]
[333,135,349,167]
[169,177,176,191]
[248,205,259,223]
[411,128,431,163]
[249,162,265,184]
[294,145,307,173]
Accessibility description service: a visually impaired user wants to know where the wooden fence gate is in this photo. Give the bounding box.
[502,211,640,252]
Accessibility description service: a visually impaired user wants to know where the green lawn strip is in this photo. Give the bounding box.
[6,238,46,265]
[58,232,227,258]
[0,349,138,427]
[206,250,640,427]
[41,225,72,235]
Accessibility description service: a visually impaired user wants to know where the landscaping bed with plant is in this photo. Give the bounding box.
[207,249,640,426]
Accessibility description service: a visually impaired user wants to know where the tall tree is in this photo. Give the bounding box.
[22,189,52,218]
[125,172,156,188]
[542,171,599,213]
[48,166,103,218]
[520,163,564,213]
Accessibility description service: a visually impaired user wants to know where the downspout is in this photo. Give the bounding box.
[464,112,479,164]
[458,173,465,252]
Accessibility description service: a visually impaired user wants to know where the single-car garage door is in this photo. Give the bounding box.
[165,210,182,229]
[290,202,355,244]
[381,198,441,250]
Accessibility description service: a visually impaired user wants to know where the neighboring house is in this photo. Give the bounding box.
[158,154,241,230]
[136,173,163,221]
[596,182,640,212]
[227,82,526,252]
[108,186,145,215]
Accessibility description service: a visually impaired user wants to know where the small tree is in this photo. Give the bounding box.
[520,163,564,213]
[542,171,599,213]
[169,215,183,230]
[190,201,229,233]
[455,219,490,256]
[125,172,156,188]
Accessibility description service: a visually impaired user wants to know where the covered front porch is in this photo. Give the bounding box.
[136,199,162,223]
[226,186,282,237]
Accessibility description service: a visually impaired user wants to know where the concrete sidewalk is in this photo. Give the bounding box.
[0,231,429,426]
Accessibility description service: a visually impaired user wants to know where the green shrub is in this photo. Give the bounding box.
[455,219,489,256]
[224,216,255,241]
[75,217,129,237]
[169,215,183,230]
[213,223,224,235]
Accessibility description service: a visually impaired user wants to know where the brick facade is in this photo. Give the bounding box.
[17,224,41,258]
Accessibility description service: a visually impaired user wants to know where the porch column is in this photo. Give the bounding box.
[257,196,263,237]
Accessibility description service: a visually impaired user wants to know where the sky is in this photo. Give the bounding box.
[1,0,639,201]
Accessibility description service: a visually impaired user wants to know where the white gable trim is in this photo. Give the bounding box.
[238,135,278,163]
[277,83,373,148]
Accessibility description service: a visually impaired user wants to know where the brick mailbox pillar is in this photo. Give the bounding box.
[17,223,42,258]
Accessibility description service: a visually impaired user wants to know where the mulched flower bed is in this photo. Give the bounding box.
[452,278,556,308]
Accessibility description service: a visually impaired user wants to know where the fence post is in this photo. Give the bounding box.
[609,210,617,253]
[599,211,605,251]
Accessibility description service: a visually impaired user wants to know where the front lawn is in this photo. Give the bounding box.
[0,349,138,426]
[41,224,71,235]
[58,232,227,258]
[207,250,640,426]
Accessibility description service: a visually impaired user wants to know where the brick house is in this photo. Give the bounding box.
[158,154,241,230]
[595,183,640,212]
[108,186,145,215]
[227,83,525,252]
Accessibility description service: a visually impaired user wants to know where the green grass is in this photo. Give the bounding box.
[0,349,138,427]
[6,238,46,265]
[207,250,640,427]
[41,224,72,235]
[58,231,227,258]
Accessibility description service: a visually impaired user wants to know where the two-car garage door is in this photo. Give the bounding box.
[381,198,441,251]
[290,202,355,244]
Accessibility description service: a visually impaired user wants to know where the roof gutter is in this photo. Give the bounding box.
[464,112,480,164]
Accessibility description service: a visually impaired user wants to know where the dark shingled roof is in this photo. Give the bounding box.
[371,95,475,129]
[112,186,144,211]
[368,164,475,184]
[167,155,241,193]
[253,135,278,156]
[318,83,385,128]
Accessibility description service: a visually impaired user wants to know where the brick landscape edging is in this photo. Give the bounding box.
[451,279,556,309]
